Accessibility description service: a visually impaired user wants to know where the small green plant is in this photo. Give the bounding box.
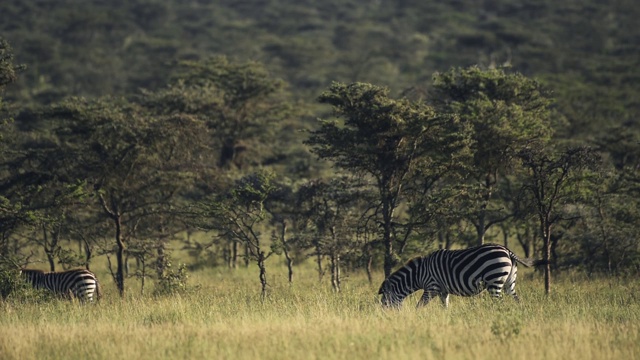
[152,261,192,297]
[490,316,522,340]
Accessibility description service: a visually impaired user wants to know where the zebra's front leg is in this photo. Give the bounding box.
[417,291,436,308]
[439,293,450,308]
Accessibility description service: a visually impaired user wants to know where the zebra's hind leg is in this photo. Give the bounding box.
[487,285,503,299]
[504,283,520,302]
[504,275,520,302]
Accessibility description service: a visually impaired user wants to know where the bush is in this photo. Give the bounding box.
[152,261,195,297]
[0,267,21,300]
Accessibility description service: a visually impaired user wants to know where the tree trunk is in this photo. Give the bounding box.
[257,250,267,301]
[330,252,341,292]
[124,254,130,277]
[550,233,560,271]
[156,241,166,278]
[517,229,531,259]
[382,196,394,278]
[315,241,323,281]
[476,219,485,246]
[139,256,146,295]
[280,221,293,284]
[114,214,126,297]
[502,226,509,248]
[83,238,93,271]
[365,244,373,285]
[232,240,238,269]
[244,243,250,267]
[477,173,494,246]
[438,230,454,250]
[43,226,56,272]
[543,222,552,295]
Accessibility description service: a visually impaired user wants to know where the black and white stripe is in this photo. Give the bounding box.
[378,244,537,308]
[21,268,100,302]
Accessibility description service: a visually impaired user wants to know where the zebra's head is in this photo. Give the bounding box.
[378,280,403,308]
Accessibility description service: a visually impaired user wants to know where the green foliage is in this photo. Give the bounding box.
[0,266,20,300]
[194,170,279,296]
[1,1,640,284]
[309,82,442,175]
[292,176,374,259]
[152,261,193,297]
[56,248,88,269]
[431,66,554,174]
[197,169,278,238]
[0,37,25,92]
[564,165,640,274]
[232,170,278,210]
[307,81,471,276]
[169,57,299,170]
[1,0,639,142]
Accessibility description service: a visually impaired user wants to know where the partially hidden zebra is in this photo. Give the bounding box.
[378,243,541,308]
[20,268,101,302]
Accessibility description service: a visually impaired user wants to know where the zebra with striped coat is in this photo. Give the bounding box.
[378,244,538,308]
[20,268,101,302]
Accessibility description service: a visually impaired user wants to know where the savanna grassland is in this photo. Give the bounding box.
[1,264,638,360]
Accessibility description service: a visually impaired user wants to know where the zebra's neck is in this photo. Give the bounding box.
[22,270,45,286]
[389,258,428,297]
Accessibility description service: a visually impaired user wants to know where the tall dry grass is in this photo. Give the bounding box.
[1,264,638,360]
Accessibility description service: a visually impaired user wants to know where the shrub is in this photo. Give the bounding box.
[152,261,194,297]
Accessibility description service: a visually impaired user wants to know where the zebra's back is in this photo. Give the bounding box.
[428,244,515,296]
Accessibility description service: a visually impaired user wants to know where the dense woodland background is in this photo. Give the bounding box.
[1,0,639,297]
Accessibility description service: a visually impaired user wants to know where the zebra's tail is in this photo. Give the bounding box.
[510,252,547,268]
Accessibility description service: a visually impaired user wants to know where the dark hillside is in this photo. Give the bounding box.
[1,0,639,137]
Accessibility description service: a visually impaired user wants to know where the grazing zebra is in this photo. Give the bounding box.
[20,268,101,302]
[378,243,539,308]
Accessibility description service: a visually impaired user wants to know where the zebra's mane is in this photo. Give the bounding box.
[404,255,427,267]
[21,269,45,274]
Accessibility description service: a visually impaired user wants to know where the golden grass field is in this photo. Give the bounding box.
[1,262,639,360]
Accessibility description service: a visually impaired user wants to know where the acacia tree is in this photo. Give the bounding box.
[431,67,554,245]
[152,57,300,269]
[0,38,24,112]
[195,170,277,300]
[169,56,296,169]
[4,109,91,271]
[293,176,374,291]
[574,171,640,274]
[40,96,208,296]
[0,38,30,256]
[306,82,465,277]
[518,146,600,294]
[571,128,640,274]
